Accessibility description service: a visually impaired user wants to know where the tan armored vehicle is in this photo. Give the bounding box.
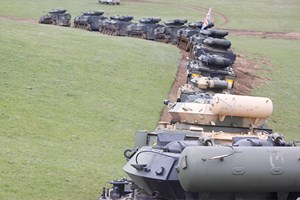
[161,93,273,144]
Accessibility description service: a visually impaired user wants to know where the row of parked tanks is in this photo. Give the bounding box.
[39,8,300,200]
[92,11,299,200]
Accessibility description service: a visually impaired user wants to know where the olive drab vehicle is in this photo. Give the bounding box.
[74,11,106,31]
[154,19,187,44]
[99,94,300,200]
[39,9,71,27]
[126,17,163,40]
[99,15,133,36]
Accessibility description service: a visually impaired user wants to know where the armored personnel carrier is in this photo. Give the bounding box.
[177,77,233,102]
[74,11,106,31]
[154,19,187,44]
[99,15,133,36]
[176,21,214,51]
[191,37,236,63]
[188,29,229,53]
[100,94,300,200]
[126,17,163,40]
[186,54,235,84]
[39,9,71,27]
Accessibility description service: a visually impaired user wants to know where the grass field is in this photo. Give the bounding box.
[0,0,299,199]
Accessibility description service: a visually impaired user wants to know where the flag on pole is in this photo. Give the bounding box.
[201,8,212,30]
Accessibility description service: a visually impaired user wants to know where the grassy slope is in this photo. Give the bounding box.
[230,36,300,140]
[0,0,300,199]
[1,0,300,31]
[0,20,179,199]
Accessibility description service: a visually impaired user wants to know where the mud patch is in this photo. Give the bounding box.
[232,53,271,95]
[158,50,188,123]
[0,15,37,24]
[227,29,300,40]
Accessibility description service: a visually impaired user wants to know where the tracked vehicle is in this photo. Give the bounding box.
[188,29,229,53]
[99,15,133,36]
[186,54,235,84]
[74,11,106,31]
[177,77,233,102]
[154,19,187,44]
[176,21,214,51]
[126,17,163,40]
[191,37,236,63]
[39,9,71,27]
[100,94,300,200]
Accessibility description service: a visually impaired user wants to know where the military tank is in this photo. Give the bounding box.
[186,54,235,84]
[39,9,71,27]
[177,77,233,102]
[176,21,214,51]
[154,19,187,44]
[100,94,300,200]
[74,11,106,31]
[99,15,134,36]
[126,17,163,40]
[188,29,229,53]
[191,37,236,62]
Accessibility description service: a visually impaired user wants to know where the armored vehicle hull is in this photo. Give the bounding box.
[154,19,187,44]
[126,18,163,40]
[39,9,71,27]
[99,15,133,36]
[74,11,106,31]
[176,21,214,51]
[100,133,299,200]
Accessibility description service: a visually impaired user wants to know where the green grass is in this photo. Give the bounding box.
[229,36,300,140]
[1,0,300,199]
[0,19,179,199]
[1,0,300,31]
